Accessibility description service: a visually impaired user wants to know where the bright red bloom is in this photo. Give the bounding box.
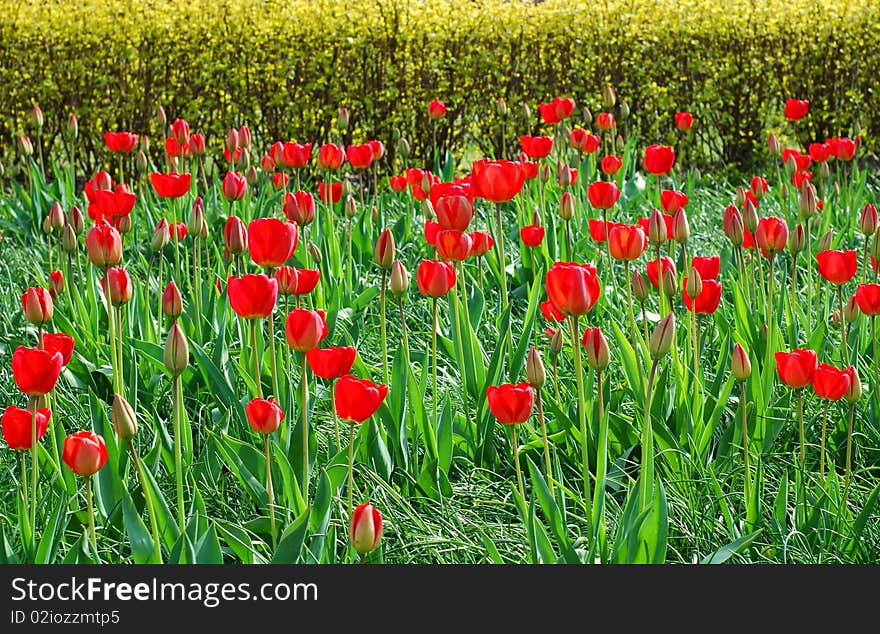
[519,135,553,159]
[608,225,647,261]
[319,181,343,204]
[49,271,64,299]
[588,219,622,242]
[62,430,108,476]
[104,131,137,153]
[88,186,136,229]
[486,382,534,424]
[12,346,63,396]
[165,137,186,158]
[293,269,321,296]
[520,225,545,248]
[522,161,538,179]
[675,112,693,131]
[346,144,374,170]
[600,155,622,175]
[435,230,473,261]
[306,346,357,380]
[775,348,818,388]
[285,309,328,351]
[691,255,720,280]
[318,143,346,170]
[350,502,383,554]
[538,101,560,125]
[389,175,407,193]
[224,215,248,253]
[808,143,830,163]
[2,406,51,450]
[435,195,474,231]
[21,287,53,324]
[367,139,385,160]
[791,171,813,189]
[417,260,456,297]
[540,300,564,323]
[660,189,688,214]
[644,145,675,175]
[283,191,316,226]
[248,218,297,268]
[755,216,789,256]
[468,231,494,257]
[595,112,615,131]
[646,257,676,288]
[272,173,289,190]
[150,172,191,198]
[545,261,600,316]
[188,133,205,155]
[817,250,858,285]
[228,274,278,319]
[222,172,247,201]
[781,149,811,171]
[406,168,425,186]
[784,99,809,121]
[827,137,856,161]
[569,128,589,151]
[170,118,189,143]
[170,222,187,241]
[424,220,441,246]
[682,277,722,314]
[42,332,75,366]
[588,180,620,209]
[582,134,600,153]
[554,97,575,120]
[471,159,525,203]
[813,363,851,401]
[273,266,298,295]
[246,398,284,434]
[428,99,446,120]
[102,267,133,306]
[282,142,312,169]
[855,284,880,315]
[335,374,388,422]
[750,176,769,199]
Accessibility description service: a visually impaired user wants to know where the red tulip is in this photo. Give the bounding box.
[104,131,137,153]
[808,143,830,163]
[784,99,809,121]
[429,181,473,209]
[188,133,206,155]
[646,257,676,288]
[750,176,769,199]
[435,229,473,262]
[223,216,248,254]
[150,172,191,198]
[102,267,133,306]
[554,97,575,120]
[435,195,474,231]
[588,180,620,209]
[660,189,688,214]
[248,218,298,268]
[162,281,183,319]
[519,135,553,159]
[608,225,647,261]
[49,271,64,298]
[41,332,75,366]
[12,346,63,396]
[545,261,600,316]
[406,168,425,186]
[581,327,610,371]
[600,155,622,175]
[855,284,880,315]
[334,374,388,422]
[781,149,811,171]
[170,118,190,143]
[222,171,247,201]
[228,274,278,319]
[282,142,312,169]
[682,277,722,314]
[284,191,316,226]
[691,255,720,280]
[540,300,565,323]
[486,382,534,424]
[827,137,856,161]
[367,139,385,160]
[346,144,373,170]
[389,175,407,193]
[675,112,693,131]
[2,406,51,451]
[165,137,186,158]
[317,143,346,170]
[775,348,818,388]
[644,144,675,175]
[417,259,456,297]
[424,220,441,246]
[569,129,589,151]
[520,225,545,248]
[350,501,383,554]
[62,430,108,476]
[88,186,136,229]
[22,287,53,324]
[293,269,321,296]
[538,101,560,125]
[817,250,858,285]
[170,222,187,241]
[471,159,525,203]
[246,397,285,434]
[469,231,494,257]
[588,219,622,242]
[272,173,289,190]
[285,309,328,351]
[319,181,343,204]
[755,216,789,256]
[812,363,851,401]
[273,266,298,295]
[306,346,357,380]
[595,112,615,131]
[428,99,446,120]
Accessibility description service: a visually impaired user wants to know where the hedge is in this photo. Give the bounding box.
[0,0,878,173]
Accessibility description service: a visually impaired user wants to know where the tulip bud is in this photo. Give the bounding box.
[162,281,183,320]
[558,164,572,187]
[62,224,77,253]
[374,228,395,269]
[845,294,860,323]
[48,272,64,299]
[549,329,563,355]
[618,102,630,120]
[799,184,817,220]
[23,287,53,324]
[632,269,649,302]
[647,208,667,246]
[495,97,508,116]
[649,313,676,360]
[371,204,379,224]
[151,218,170,251]
[844,367,861,403]
[768,133,780,155]
[818,161,830,181]
[42,216,53,235]
[29,104,44,129]
[539,163,551,183]
[18,135,33,156]
[616,134,625,151]
[155,105,167,128]
[226,128,239,152]
[741,198,758,233]
[103,268,133,305]
[686,267,703,298]
[582,328,610,372]
[46,201,64,230]
[337,106,350,131]
[245,165,259,186]
[344,195,357,218]
[187,197,205,236]
[788,223,805,255]
[860,204,878,237]
[734,186,746,208]
[521,102,532,121]
[559,191,575,221]
[398,138,410,159]
[111,393,138,440]
[309,243,322,265]
[831,310,841,327]
[601,84,616,109]
[526,346,546,388]
[672,208,689,244]
[70,205,85,235]
[390,260,409,297]
[163,322,189,377]
[117,215,132,234]
[350,501,382,555]
[139,135,150,153]
[66,113,78,139]
[818,228,833,253]
[582,107,592,125]
[661,267,677,298]
[724,205,744,247]
[731,343,751,381]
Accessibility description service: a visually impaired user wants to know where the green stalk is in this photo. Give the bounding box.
[432,298,439,434]
[536,390,553,494]
[398,297,411,367]
[156,251,164,331]
[30,400,38,531]
[494,203,510,358]
[265,434,276,549]
[20,454,30,537]
[380,269,389,385]
[819,400,829,479]
[863,235,871,284]
[843,403,855,508]
[874,317,879,408]
[639,359,660,507]
[451,270,469,415]
[509,424,525,500]
[838,285,847,364]
[86,477,99,561]
[250,319,263,398]
[268,311,280,399]
[192,238,202,338]
[332,379,341,448]
[740,381,751,509]
[624,261,638,345]
[128,439,162,562]
[805,218,812,333]
[797,388,805,466]
[301,353,310,498]
[569,316,593,520]
[173,375,185,535]
[347,420,356,517]
[115,304,125,397]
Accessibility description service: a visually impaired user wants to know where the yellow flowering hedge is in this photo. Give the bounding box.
[0,0,877,168]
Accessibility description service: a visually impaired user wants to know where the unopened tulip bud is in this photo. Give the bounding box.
[558,164,572,187]
[139,135,150,153]
[844,367,861,403]
[309,243,322,265]
[539,163,551,183]
[784,155,797,173]
[686,267,703,298]
[768,133,780,155]
[23,287,53,324]
[117,215,132,234]
[860,204,878,237]
[601,84,616,109]
[29,105,43,129]
[135,150,148,173]
[731,343,751,381]
[66,113,78,139]
[845,295,860,323]
[371,205,378,224]
[818,161,830,181]
[162,281,183,320]
[163,321,189,377]
[390,260,409,297]
[632,269,649,302]
[62,224,77,253]
[788,224,805,255]
[619,102,630,120]
[648,208,667,246]
[559,191,575,221]
[724,205,744,246]
[581,107,592,125]
[741,199,758,234]
[735,187,746,208]
[582,327,610,372]
[18,135,33,156]
[155,105,167,128]
[151,218,170,251]
[187,198,204,236]
[225,128,239,152]
[673,208,690,244]
[245,165,258,186]
[337,106,350,131]
[42,216,53,235]
[111,393,138,440]
[47,202,64,230]
[374,228,395,269]
[831,310,841,327]
[661,267,677,298]
[238,125,251,150]
[222,246,233,264]
[398,138,410,158]
[760,322,768,342]
[526,346,546,388]
[495,97,508,116]
[616,134,625,151]
[649,313,676,360]
[522,102,532,121]
[818,228,833,252]
[350,501,382,555]
[799,184,817,220]
[344,195,357,218]
[550,329,563,354]
[70,205,84,235]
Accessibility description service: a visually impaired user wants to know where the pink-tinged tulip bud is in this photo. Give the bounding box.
[18,135,33,156]
[374,228,395,269]
[70,205,85,235]
[140,135,151,153]
[49,271,65,297]
[65,113,78,140]
[686,267,703,298]
[238,125,251,150]
[163,321,189,377]
[390,260,409,297]
[495,97,508,116]
[225,128,239,152]
[22,287,53,324]
[742,198,758,233]
[860,204,878,237]
[619,102,630,120]
[162,281,183,319]
[48,201,65,230]
[350,501,383,555]
[344,195,357,218]
[632,269,649,302]
[135,150,148,173]
[731,343,751,381]
[672,208,690,244]
[582,327,610,371]
[799,184,817,220]
[155,105,167,128]
[117,215,132,234]
[559,191,575,221]
[95,170,112,191]
[526,346,546,388]
[151,218,170,252]
[245,165,259,186]
[61,224,77,253]
[42,216,53,235]
[788,224,805,255]
[845,295,860,323]
[308,243,322,265]
[649,312,676,360]
[818,228,833,253]
[549,329,563,354]
[734,187,746,208]
[648,208,667,246]
[171,118,190,144]
[29,104,43,129]
[85,223,123,267]
[337,106,350,131]
[224,216,247,254]
[558,164,573,188]
[539,163,552,183]
[522,102,532,121]
[187,198,205,236]
[601,84,616,109]
[188,133,205,155]
[723,205,744,246]
[222,172,247,201]
[103,267,133,306]
[844,367,861,403]
[768,133,780,155]
[661,266,677,298]
[111,393,138,440]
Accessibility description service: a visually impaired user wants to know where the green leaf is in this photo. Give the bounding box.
[271,507,312,564]
[121,488,158,564]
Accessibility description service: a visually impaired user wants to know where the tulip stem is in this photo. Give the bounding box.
[268,311,280,399]
[250,319,262,399]
[740,380,751,509]
[301,353,310,498]
[107,288,119,394]
[838,286,847,364]
[819,400,829,480]
[863,235,871,284]
[380,269,389,386]
[569,316,593,522]
[640,359,660,507]
[797,388,805,466]
[509,424,525,501]
[172,373,187,536]
[494,203,510,360]
[192,238,202,339]
[551,352,563,413]
[347,420,356,517]
[432,298,439,440]
[536,390,553,494]
[641,302,650,345]
[115,305,125,398]
[451,270,469,415]
[624,261,639,348]
[127,439,162,562]
[873,316,879,406]
[332,380,341,448]
[156,251,164,331]
[398,297,410,368]
[265,434,276,550]
[86,477,99,561]
[20,454,30,537]
[767,256,775,356]
[30,400,38,532]
[843,403,855,509]
[805,218,812,334]
[564,218,573,263]
[655,245,665,316]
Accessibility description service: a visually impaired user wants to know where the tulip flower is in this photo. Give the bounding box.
[644,144,675,176]
[318,181,343,204]
[487,382,534,498]
[812,363,852,477]
[284,191,317,227]
[856,283,880,400]
[519,135,553,159]
[222,171,247,201]
[776,348,818,464]
[520,224,545,249]
[224,215,248,257]
[682,277,722,315]
[587,180,620,210]
[62,429,108,557]
[2,405,50,451]
[660,189,688,214]
[248,218,298,268]
[595,112,615,131]
[690,255,720,281]
[435,195,474,231]
[817,250,858,286]
[246,396,284,542]
[350,501,383,558]
[104,131,137,154]
[292,269,321,297]
[317,143,346,170]
[102,267,132,306]
[228,274,278,320]
[346,144,373,170]
[435,229,473,262]
[150,172,191,198]
[600,154,622,176]
[608,225,647,261]
[675,112,693,132]
[85,221,122,268]
[281,142,312,170]
[428,99,446,120]
[785,99,809,121]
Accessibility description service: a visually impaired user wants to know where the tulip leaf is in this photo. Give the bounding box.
[271,507,311,564]
[121,487,157,564]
